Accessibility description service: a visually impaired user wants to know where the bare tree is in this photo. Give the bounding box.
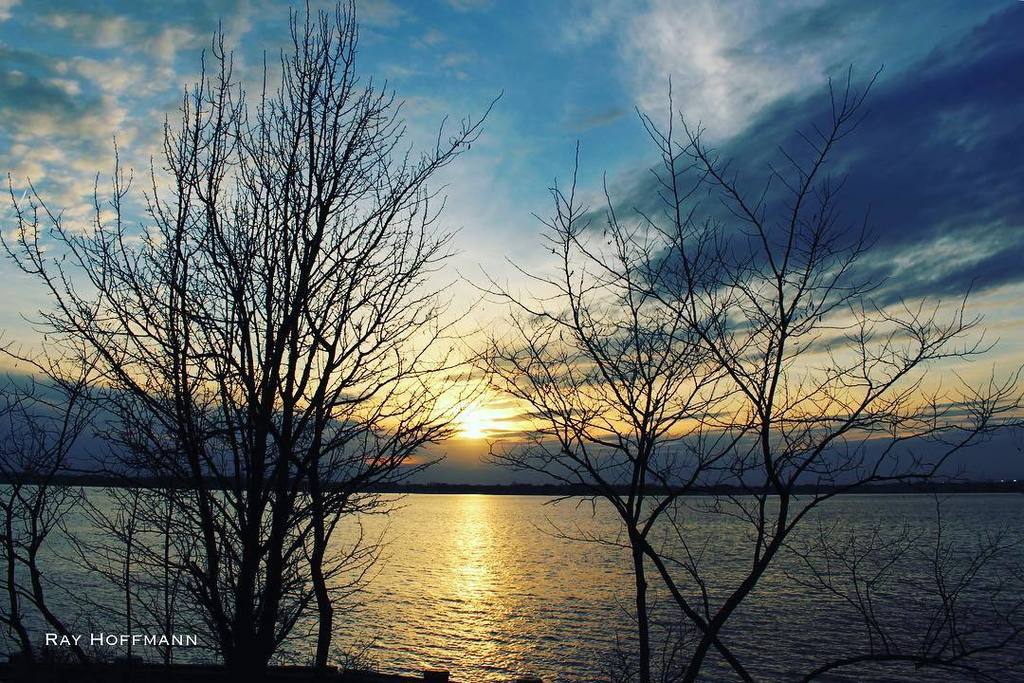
[786,497,1024,681]
[0,347,96,663]
[3,2,489,675]
[642,72,1022,681]
[483,73,1022,681]
[477,148,747,682]
[64,484,200,666]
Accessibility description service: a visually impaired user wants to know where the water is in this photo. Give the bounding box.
[331,493,1024,682]
[11,492,1024,681]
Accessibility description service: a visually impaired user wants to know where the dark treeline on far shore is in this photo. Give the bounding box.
[2,471,1021,497]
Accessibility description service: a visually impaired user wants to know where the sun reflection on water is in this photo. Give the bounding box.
[442,494,505,670]
[328,494,632,681]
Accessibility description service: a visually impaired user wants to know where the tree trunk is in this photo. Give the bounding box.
[224,640,271,681]
[311,537,333,668]
[3,511,32,660]
[310,476,333,668]
[632,542,651,683]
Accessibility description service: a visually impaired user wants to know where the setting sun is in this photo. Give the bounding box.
[454,398,531,440]
[456,405,503,440]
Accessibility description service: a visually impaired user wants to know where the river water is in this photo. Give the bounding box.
[331,493,1024,681]
[14,492,1024,681]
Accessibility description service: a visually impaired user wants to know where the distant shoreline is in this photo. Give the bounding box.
[1,472,1021,496]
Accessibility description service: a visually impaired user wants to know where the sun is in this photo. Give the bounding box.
[456,405,504,440]
[450,395,531,441]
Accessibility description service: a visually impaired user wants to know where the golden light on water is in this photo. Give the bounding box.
[443,494,505,670]
[451,495,495,594]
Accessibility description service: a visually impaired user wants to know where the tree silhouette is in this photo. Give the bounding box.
[482,73,1023,682]
[3,2,489,674]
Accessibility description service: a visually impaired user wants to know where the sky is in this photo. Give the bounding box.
[0,0,1022,482]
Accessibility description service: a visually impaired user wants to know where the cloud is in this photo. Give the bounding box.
[622,0,835,138]
[416,28,446,48]
[33,2,240,60]
[0,1,287,180]
[445,0,492,12]
[0,47,122,171]
[806,9,1024,302]
[567,0,1008,140]
[0,0,19,22]
[602,4,1024,305]
[565,104,626,132]
[564,0,836,137]
[441,52,472,69]
[357,0,407,27]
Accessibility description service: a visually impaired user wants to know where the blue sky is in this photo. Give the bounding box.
[1,0,1022,481]
[1,0,1021,303]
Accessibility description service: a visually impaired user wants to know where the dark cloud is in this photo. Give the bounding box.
[0,47,91,122]
[613,5,1024,304]
[819,9,1024,301]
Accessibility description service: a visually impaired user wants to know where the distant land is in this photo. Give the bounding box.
[1,472,1021,496]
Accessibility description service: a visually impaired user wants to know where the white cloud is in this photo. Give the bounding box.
[568,0,838,139]
[566,0,1009,142]
[357,0,406,28]
[417,28,446,48]
[626,0,832,138]
[446,0,492,11]
[40,11,201,64]
[70,56,159,98]
[41,12,135,49]
[149,25,200,63]
[0,0,19,22]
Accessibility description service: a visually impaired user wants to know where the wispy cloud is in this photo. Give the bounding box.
[446,0,492,12]
[1,0,1021,325]
[601,3,1024,305]
[0,0,19,22]
[566,0,1010,139]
